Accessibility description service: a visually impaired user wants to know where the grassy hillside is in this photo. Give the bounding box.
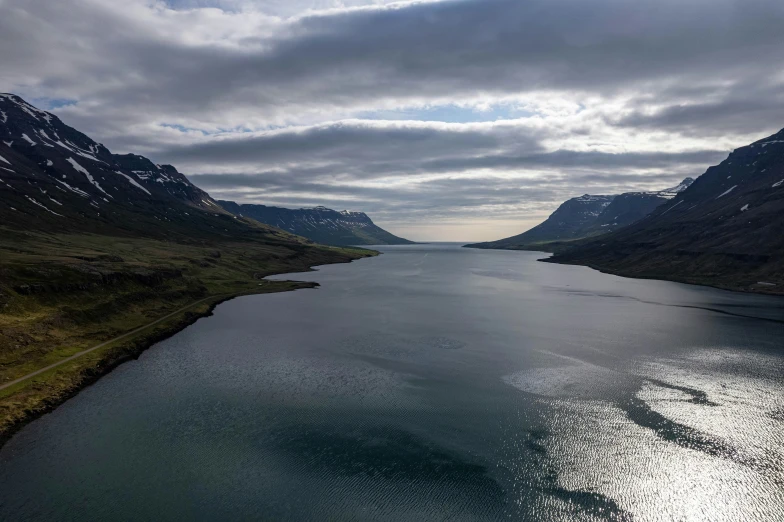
[0,228,375,444]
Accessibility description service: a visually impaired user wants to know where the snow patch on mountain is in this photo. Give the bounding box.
[716,185,737,199]
[114,171,151,195]
[54,179,90,198]
[655,177,695,199]
[66,157,111,197]
[55,140,77,153]
[25,195,63,217]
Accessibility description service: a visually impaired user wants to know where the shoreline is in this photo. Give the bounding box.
[0,255,373,449]
[539,257,784,298]
[463,244,783,297]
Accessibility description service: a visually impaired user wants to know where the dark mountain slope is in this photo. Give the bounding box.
[548,130,784,294]
[582,178,694,237]
[466,178,693,250]
[0,93,265,242]
[218,201,413,246]
[466,194,615,249]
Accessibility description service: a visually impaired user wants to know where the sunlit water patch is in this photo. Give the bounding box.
[503,345,784,520]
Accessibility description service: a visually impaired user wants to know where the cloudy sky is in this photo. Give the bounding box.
[3,0,784,240]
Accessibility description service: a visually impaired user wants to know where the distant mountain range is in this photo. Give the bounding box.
[546,130,784,293]
[466,178,693,249]
[0,93,403,248]
[218,201,413,247]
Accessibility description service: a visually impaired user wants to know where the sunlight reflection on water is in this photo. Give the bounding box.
[504,346,784,521]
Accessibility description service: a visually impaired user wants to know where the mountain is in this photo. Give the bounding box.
[581,178,695,236]
[547,130,784,294]
[0,93,261,240]
[0,90,372,312]
[0,93,373,439]
[465,178,693,250]
[467,194,615,249]
[217,201,414,246]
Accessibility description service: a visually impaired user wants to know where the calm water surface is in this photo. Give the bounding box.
[2,244,783,521]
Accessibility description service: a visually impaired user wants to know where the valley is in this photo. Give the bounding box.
[0,94,376,442]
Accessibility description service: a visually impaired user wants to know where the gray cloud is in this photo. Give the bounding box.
[2,0,782,239]
[4,0,784,134]
[617,90,784,137]
[186,131,717,225]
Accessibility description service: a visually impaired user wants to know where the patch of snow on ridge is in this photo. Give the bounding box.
[0,110,6,123]
[35,129,57,148]
[740,204,749,212]
[66,158,111,197]
[660,200,684,215]
[21,133,36,146]
[25,196,63,217]
[18,104,40,121]
[55,179,90,197]
[114,171,151,195]
[55,140,76,152]
[575,194,613,203]
[0,154,11,165]
[2,141,11,147]
[655,177,695,199]
[74,148,104,163]
[0,94,53,123]
[66,157,90,175]
[773,180,784,188]
[716,185,737,199]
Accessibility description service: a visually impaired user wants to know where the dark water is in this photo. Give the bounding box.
[2,244,783,521]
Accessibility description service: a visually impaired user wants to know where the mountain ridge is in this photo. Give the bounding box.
[465,178,693,250]
[217,200,414,246]
[0,93,258,241]
[546,130,784,294]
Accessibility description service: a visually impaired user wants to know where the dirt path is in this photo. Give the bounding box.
[0,295,223,392]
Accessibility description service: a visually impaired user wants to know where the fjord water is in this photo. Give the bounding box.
[2,245,783,521]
